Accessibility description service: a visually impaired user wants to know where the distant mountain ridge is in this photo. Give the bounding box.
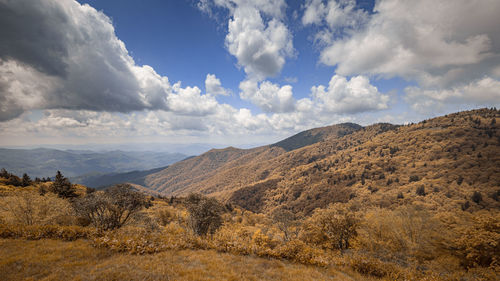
[0,148,187,178]
[142,123,363,197]
[70,166,168,189]
[135,108,499,215]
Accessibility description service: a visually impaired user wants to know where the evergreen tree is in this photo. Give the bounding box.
[52,171,77,198]
[0,168,9,178]
[22,173,32,187]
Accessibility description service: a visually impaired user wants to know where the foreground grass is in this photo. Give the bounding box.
[0,238,365,281]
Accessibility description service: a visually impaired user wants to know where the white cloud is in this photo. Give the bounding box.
[0,60,60,121]
[405,77,500,114]
[302,0,368,30]
[239,79,296,113]
[314,0,499,87]
[0,0,223,121]
[167,83,219,116]
[201,0,294,80]
[225,5,294,79]
[0,71,391,145]
[310,75,389,114]
[302,0,325,26]
[199,1,298,114]
[205,74,230,96]
[305,0,500,112]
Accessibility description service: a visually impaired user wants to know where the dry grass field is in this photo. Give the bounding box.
[0,239,364,281]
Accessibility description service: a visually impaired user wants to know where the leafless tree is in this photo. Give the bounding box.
[72,184,150,231]
[186,193,224,236]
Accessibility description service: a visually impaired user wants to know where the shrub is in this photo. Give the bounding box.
[0,191,75,225]
[0,168,9,178]
[186,193,224,236]
[409,175,420,182]
[301,203,358,251]
[355,206,442,263]
[472,191,483,204]
[349,254,391,278]
[462,201,471,211]
[454,212,500,269]
[156,208,176,226]
[0,224,96,241]
[72,184,150,231]
[272,209,297,241]
[416,185,426,196]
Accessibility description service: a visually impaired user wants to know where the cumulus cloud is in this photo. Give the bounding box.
[205,74,230,96]
[201,0,294,80]
[198,0,297,113]
[0,0,217,121]
[304,0,500,112]
[312,0,500,86]
[310,75,389,114]
[302,0,368,31]
[0,72,390,145]
[405,77,500,114]
[239,79,296,113]
[167,83,219,116]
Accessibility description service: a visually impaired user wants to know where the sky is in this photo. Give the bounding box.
[0,0,499,151]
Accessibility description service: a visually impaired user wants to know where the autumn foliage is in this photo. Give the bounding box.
[0,108,499,280]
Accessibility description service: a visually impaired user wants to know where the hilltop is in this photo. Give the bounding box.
[141,108,500,215]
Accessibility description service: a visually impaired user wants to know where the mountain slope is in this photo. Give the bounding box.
[143,123,363,196]
[142,108,500,215]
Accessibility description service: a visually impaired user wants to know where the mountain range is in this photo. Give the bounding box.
[0,148,187,179]
[4,108,498,216]
[135,108,499,215]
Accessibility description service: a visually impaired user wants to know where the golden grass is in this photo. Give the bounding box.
[0,238,367,281]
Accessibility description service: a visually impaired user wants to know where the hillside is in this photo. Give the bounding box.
[142,108,500,215]
[0,148,187,178]
[144,123,362,197]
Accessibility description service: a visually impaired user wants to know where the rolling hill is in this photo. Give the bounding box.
[70,166,168,189]
[0,148,187,178]
[139,108,500,215]
[143,123,362,197]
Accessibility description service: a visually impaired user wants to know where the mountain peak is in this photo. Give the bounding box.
[271,122,362,152]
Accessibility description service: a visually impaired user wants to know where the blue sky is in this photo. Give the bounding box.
[76,0,380,108]
[0,0,499,150]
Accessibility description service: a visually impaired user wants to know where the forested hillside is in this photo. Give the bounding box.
[142,108,500,216]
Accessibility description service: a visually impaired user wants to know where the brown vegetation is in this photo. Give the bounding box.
[0,108,499,280]
[139,108,499,217]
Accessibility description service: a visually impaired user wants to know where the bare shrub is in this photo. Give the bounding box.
[186,193,224,236]
[272,209,298,241]
[72,184,150,231]
[0,191,74,225]
[156,207,176,226]
[355,206,442,263]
